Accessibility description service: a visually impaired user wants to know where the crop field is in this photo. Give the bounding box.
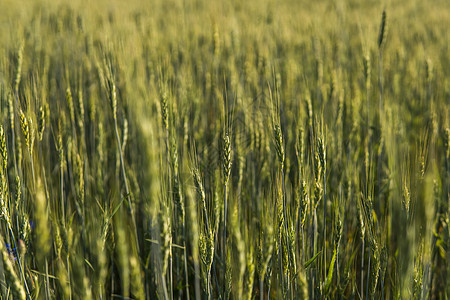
[0,0,448,299]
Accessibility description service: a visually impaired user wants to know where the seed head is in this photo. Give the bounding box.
[274,124,284,169]
[108,80,117,120]
[14,43,24,94]
[193,167,206,204]
[0,126,7,170]
[199,230,214,284]
[363,55,371,89]
[300,180,308,226]
[122,118,128,150]
[378,10,388,50]
[0,238,26,300]
[402,182,410,214]
[335,214,342,247]
[369,241,380,298]
[78,89,85,130]
[222,133,232,184]
[66,87,75,123]
[160,91,168,129]
[19,110,30,151]
[8,93,14,131]
[305,94,313,129]
[15,176,21,213]
[317,136,326,172]
[38,105,46,141]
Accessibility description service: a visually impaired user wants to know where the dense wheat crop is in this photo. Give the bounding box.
[0,0,448,299]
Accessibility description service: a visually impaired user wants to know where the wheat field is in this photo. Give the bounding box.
[0,0,448,299]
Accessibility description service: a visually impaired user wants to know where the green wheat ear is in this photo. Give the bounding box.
[364,55,371,90]
[222,133,232,184]
[402,182,411,214]
[8,93,14,131]
[274,124,284,170]
[38,105,46,141]
[14,42,24,95]
[66,87,75,124]
[369,241,380,299]
[378,10,387,50]
[160,89,168,130]
[0,126,7,170]
[19,109,30,151]
[108,79,117,120]
[0,236,26,300]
